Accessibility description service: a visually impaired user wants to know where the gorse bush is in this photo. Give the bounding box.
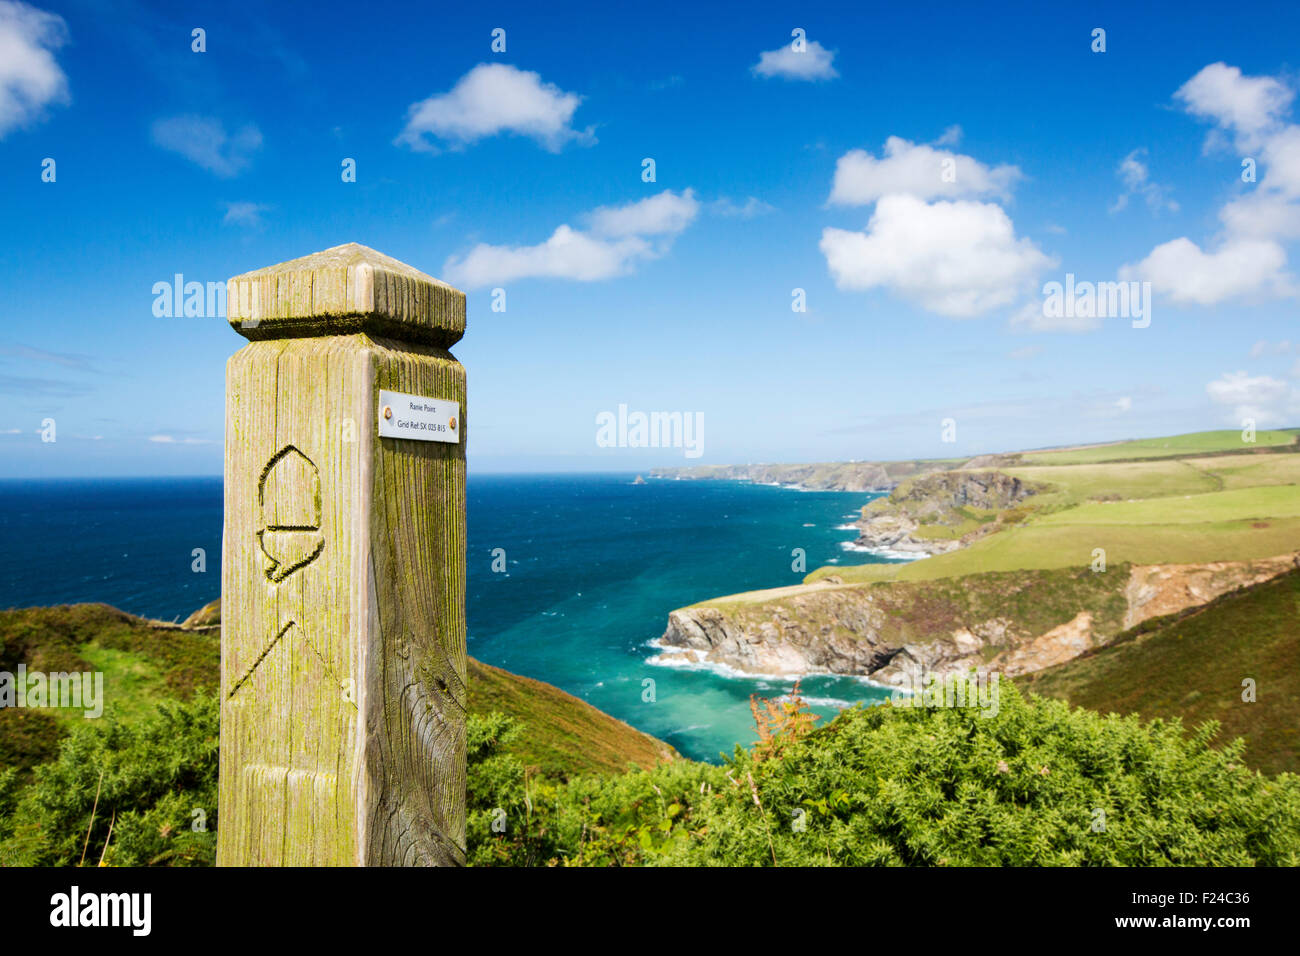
[0,695,217,867]
[471,681,1300,866]
[4,683,1298,866]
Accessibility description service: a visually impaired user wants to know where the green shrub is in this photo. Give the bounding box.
[6,683,1298,867]
[471,682,1300,867]
[0,695,217,867]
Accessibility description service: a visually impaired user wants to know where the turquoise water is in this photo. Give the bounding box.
[0,474,900,761]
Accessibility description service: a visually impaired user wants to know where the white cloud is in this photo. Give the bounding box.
[152,115,262,177]
[1123,64,1300,304]
[0,0,69,137]
[1206,370,1297,425]
[1250,340,1291,358]
[1120,236,1291,305]
[1110,148,1178,214]
[1218,190,1300,241]
[223,201,268,228]
[587,189,700,237]
[148,434,211,445]
[935,125,962,146]
[443,189,699,288]
[709,196,775,218]
[397,63,592,153]
[752,38,837,81]
[829,136,1021,205]
[1217,124,1300,240]
[1175,62,1293,149]
[821,194,1054,318]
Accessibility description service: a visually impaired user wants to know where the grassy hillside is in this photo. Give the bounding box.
[0,604,219,777]
[1017,428,1297,465]
[1020,566,1300,776]
[0,600,674,781]
[806,436,1300,587]
[467,656,675,776]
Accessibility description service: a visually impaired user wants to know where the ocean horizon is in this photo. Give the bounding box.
[0,473,903,762]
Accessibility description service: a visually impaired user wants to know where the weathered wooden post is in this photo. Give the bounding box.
[218,243,467,866]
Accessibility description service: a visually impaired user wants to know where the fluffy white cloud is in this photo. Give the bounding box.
[587,189,700,237]
[152,115,262,177]
[397,63,592,153]
[443,189,699,288]
[1206,370,1297,425]
[0,0,68,137]
[1219,191,1300,241]
[1175,62,1293,149]
[1122,63,1300,305]
[821,194,1054,318]
[1217,124,1300,240]
[829,136,1020,205]
[1110,148,1177,214]
[752,39,837,81]
[1120,236,1291,305]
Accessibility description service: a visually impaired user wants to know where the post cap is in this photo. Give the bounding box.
[227,242,465,347]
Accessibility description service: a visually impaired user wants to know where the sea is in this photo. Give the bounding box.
[0,474,909,762]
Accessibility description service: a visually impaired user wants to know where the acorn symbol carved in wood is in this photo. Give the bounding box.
[256,445,324,583]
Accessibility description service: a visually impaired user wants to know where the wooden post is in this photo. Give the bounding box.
[217,243,467,866]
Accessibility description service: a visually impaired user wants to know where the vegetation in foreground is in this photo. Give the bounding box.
[4,679,1298,867]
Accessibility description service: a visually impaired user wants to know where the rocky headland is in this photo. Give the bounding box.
[852,469,1042,556]
[657,553,1300,686]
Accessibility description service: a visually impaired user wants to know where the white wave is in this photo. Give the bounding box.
[644,639,809,681]
[779,695,858,710]
[839,540,929,560]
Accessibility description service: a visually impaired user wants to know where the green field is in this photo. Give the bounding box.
[1018,429,1296,465]
[1004,458,1223,502]
[804,430,1300,588]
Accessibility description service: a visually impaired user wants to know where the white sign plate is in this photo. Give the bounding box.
[377,390,460,443]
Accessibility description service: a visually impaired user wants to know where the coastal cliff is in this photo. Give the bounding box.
[657,553,1300,684]
[852,469,1042,556]
[649,459,954,492]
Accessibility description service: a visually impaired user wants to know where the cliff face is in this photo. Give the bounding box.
[658,553,1300,685]
[649,459,949,492]
[853,470,1040,556]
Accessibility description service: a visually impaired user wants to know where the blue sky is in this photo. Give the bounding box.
[2,0,1299,476]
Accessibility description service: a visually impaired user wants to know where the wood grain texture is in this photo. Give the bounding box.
[219,246,465,867]
[226,243,466,348]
